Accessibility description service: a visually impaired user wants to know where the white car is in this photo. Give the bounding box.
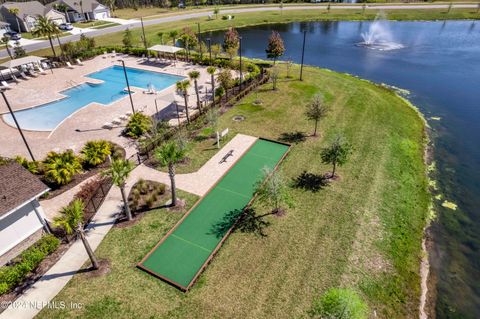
[59,23,73,31]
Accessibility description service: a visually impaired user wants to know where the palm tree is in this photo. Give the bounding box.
[44,150,82,186]
[207,66,216,106]
[188,71,202,113]
[154,141,186,207]
[103,159,134,221]
[176,80,191,124]
[32,16,60,57]
[169,30,179,46]
[1,36,13,59]
[53,199,99,270]
[81,140,111,167]
[55,3,70,23]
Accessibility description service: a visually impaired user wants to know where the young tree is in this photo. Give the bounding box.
[122,28,133,48]
[13,41,25,59]
[265,31,285,64]
[223,27,240,60]
[53,199,99,269]
[305,94,330,137]
[213,7,220,19]
[1,36,12,59]
[206,108,219,133]
[216,69,233,98]
[169,30,179,46]
[255,167,292,216]
[270,65,280,91]
[32,16,60,57]
[211,43,222,59]
[320,134,352,178]
[176,80,191,123]
[207,66,216,105]
[154,141,186,207]
[102,159,134,221]
[327,3,331,13]
[188,70,202,113]
[179,27,198,58]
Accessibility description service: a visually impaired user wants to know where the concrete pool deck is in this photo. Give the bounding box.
[0,55,212,159]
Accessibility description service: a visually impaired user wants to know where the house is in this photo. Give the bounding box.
[0,21,11,38]
[0,162,50,266]
[48,0,110,23]
[0,1,66,33]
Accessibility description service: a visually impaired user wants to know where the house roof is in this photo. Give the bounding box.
[0,162,49,218]
[1,1,49,19]
[48,0,103,13]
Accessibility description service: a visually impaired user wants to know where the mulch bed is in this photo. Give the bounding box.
[0,239,72,314]
[82,259,111,279]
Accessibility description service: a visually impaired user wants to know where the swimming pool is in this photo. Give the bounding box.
[2,66,184,131]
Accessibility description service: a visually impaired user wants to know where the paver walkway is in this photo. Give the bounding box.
[0,134,256,319]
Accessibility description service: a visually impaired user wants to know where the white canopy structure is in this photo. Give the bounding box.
[0,56,46,69]
[147,45,184,54]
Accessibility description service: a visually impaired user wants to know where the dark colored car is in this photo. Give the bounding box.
[5,31,21,41]
[59,23,73,31]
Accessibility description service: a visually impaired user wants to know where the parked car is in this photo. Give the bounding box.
[5,31,21,41]
[59,23,73,31]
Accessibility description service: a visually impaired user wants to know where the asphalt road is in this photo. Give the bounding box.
[1,3,478,59]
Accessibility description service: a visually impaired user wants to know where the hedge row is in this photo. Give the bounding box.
[0,234,60,295]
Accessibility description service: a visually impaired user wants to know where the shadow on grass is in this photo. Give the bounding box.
[292,171,329,192]
[279,131,307,144]
[209,207,271,238]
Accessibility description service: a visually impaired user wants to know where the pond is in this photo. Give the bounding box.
[206,20,480,318]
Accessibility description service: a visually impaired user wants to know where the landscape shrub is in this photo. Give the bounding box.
[0,234,60,295]
[309,288,368,319]
[43,150,82,186]
[14,156,41,174]
[125,113,153,138]
[81,140,111,167]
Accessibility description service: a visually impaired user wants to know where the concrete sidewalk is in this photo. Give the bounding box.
[0,134,256,319]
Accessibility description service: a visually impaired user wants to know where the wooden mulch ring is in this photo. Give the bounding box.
[82,259,111,279]
[167,199,186,212]
[114,213,145,229]
[323,173,341,182]
[272,208,286,218]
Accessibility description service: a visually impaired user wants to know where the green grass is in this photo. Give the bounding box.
[36,64,429,318]
[90,22,121,29]
[72,20,112,28]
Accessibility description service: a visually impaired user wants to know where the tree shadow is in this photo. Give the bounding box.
[292,171,330,192]
[279,131,307,144]
[209,207,271,238]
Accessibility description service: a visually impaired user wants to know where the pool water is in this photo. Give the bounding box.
[2,65,183,131]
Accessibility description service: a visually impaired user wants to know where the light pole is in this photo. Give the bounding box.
[197,22,203,59]
[118,60,135,114]
[140,17,147,49]
[1,90,35,161]
[239,36,243,88]
[300,30,306,81]
[207,38,212,65]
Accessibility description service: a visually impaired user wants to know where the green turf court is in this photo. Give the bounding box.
[138,138,289,290]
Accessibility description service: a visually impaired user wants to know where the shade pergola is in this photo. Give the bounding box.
[0,56,46,69]
[147,45,184,54]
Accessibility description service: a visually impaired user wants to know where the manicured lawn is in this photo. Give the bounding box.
[72,20,112,28]
[36,64,429,318]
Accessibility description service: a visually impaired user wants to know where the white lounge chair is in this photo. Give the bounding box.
[19,72,29,80]
[11,75,20,83]
[111,118,122,125]
[111,50,116,57]
[102,51,108,59]
[76,58,84,65]
[102,122,113,129]
[0,81,12,90]
[119,114,129,120]
[66,62,74,69]
[125,111,133,116]
[27,69,38,77]
[35,66,47,75]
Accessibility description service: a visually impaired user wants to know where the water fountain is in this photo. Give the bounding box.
[356,13,404,51]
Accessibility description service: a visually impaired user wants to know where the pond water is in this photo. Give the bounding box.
[206,20,480,318]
